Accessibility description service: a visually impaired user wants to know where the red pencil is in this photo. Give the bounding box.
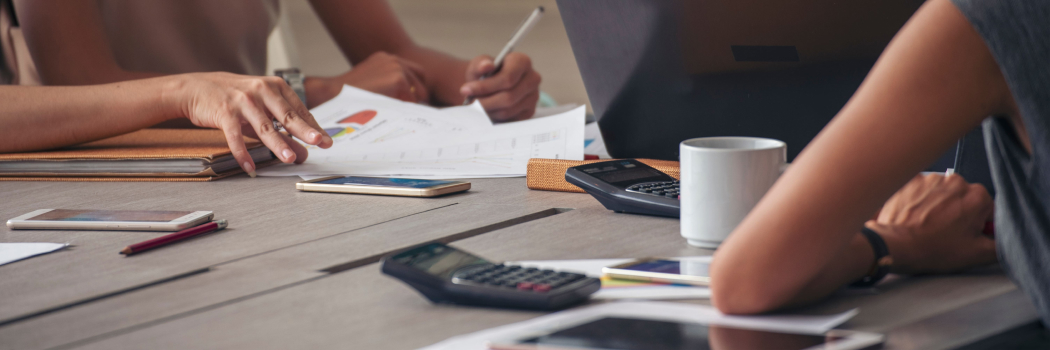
[120,220,228,256]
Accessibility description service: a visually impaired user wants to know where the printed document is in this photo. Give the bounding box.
[259,85,585,178]
[0,243,68,266]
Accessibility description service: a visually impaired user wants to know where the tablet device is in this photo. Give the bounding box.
[296,176,470,197]
[6,209,213,231]
[489,316,882,350]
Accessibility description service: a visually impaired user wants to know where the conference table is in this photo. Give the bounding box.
[0,175,1039,349]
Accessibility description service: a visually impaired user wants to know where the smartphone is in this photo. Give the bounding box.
[6,209,214,231]
[602,258,711,286]
[296,176,470,197]
[488,316,883,350]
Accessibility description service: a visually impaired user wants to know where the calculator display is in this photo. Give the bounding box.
[597,167,666,186]
[392,243,490,279]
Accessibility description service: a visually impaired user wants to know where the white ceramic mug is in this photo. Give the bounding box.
[680,137,786,248]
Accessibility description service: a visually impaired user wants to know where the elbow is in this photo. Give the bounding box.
[710,263,792,315]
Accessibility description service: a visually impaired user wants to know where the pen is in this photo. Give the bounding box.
[463,6,545,105]
[120,219,228,256]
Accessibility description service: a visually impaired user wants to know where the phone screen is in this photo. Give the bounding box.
[621,259,709,277]
[518,317,828,350]
[391,243,491,279]
[314,176,457,189]
[28,210,191,222]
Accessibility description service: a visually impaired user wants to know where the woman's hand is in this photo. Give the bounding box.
[870,173,997,274]
[165,73,334,176]
[305,52,429,108]
[460,53,542,122]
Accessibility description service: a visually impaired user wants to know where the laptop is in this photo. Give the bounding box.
[557,0,993,192]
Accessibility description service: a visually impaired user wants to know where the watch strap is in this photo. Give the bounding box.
[850,226,892,287]
[275,68,306,104]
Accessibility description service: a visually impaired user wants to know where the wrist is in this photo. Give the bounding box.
[865,222,915,274]
[304,76,339,108]
[156,75,191,123]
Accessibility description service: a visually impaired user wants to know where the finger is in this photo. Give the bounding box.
[464,55,496,81]
[237,94,298,164]
[401,65,430,103]
[256,77,327,147]
[477,72,541,120]
[281,133,310,164]
[503,91,540,122]
[220,118,257,178]
[462,53,531,97]
[267,77,333,148]
[395,57,428,87]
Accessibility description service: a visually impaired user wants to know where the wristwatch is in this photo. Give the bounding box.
[850,226,893,287]
[275,68,306,104]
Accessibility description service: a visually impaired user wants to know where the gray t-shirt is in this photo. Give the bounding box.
[951,0,1050,322]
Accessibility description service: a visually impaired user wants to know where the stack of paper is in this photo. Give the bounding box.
[508,257,712,300]
[258,85,586,179]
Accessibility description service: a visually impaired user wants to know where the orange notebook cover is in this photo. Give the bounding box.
[0,129,274,182]
[527,158,680,193]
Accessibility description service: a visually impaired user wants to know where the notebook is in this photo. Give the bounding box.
[0,129,276,182]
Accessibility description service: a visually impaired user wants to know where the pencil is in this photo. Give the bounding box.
[120,219,228,256]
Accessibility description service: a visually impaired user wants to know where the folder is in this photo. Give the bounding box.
[527,158,680,193]
[0,129,276,182]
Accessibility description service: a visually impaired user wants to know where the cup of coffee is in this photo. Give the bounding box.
[679,137,786,248]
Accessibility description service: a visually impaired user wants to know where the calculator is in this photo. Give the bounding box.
[565,159,680,217]
[381,242,601,310]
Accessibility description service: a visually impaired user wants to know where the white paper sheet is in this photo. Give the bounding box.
[420,301,859,350]
[0,243,68,266]
[260,94,586,178]
[509,257,711,300]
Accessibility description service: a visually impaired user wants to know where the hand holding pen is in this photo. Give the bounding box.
[460,6,544,122]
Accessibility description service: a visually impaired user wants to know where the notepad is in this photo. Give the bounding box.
[0,129,275,181]
[0,243,68,266]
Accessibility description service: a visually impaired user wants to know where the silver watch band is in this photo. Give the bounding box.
[275,68,307,104]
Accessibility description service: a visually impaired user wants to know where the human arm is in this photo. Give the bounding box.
[306,0,541,120]
[13,0,160,85]
[0,73,333,175]
[709,0,1015,314]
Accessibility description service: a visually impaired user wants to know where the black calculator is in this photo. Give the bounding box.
[381,242,601,310]
[565,159,680,217]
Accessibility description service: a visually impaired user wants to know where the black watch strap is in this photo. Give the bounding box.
[850,227,892,287]
[275,68,306,104]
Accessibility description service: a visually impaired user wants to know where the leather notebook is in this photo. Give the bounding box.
[526,158,680,193]
[0,129,275,182]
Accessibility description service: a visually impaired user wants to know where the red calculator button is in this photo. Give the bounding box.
[532,284,551,293]
[517,282,534,290]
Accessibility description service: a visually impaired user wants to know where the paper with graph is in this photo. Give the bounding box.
[259,85,585,178]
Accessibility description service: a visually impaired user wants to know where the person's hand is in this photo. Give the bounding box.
[305,51,429,107]
[168,72,334,177]
[460,52,541,122]
[868,173,996,274]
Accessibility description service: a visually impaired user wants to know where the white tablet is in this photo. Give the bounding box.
[488,316,883,350]
[6,209,213,231]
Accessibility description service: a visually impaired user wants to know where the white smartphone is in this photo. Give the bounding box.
[6,209,214,231]
[296,176,470,197]
[602,257,711,286]
[488,316,883,350]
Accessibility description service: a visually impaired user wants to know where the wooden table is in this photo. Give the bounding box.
[0,176,1037,350]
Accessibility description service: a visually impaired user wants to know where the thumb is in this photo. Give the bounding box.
[465,55,496,81]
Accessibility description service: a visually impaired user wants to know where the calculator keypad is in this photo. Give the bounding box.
[452,264,589,293]
[626,181,680,199]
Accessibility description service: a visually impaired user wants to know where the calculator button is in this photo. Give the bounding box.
[532,284,551,293]
[517,282,534,290]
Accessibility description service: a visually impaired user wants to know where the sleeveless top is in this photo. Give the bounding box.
[951,0,1050,323]
[98,0,278,75]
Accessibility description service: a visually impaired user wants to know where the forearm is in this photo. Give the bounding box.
[0,78,180,153]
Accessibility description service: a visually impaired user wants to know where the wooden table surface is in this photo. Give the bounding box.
[0,175,1037,350]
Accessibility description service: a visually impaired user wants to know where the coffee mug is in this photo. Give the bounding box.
[679,137,787,248]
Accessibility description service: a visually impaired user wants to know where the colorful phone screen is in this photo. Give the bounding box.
[620,259,709,277]
[314,176,457,189]
[28,210,191,222]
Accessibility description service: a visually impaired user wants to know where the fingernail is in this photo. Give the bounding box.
[243,161,257,178]
[282,149,295,161]
[309,131,321,143]
[460,86,472,96]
